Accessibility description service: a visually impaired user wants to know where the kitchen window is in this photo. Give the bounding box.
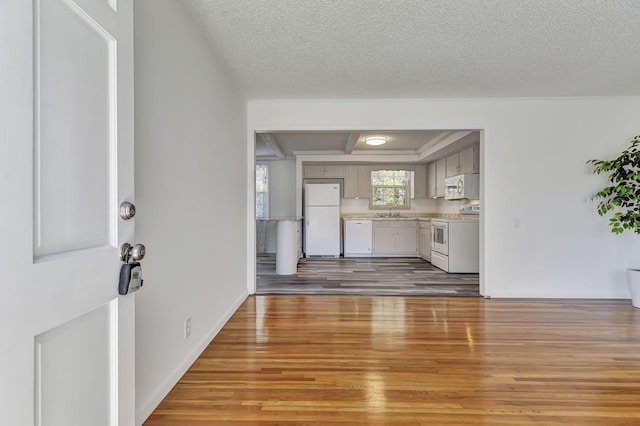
[256,164,269,219]
[370,170,411,209]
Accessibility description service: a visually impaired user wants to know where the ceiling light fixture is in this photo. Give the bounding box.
[365,136,387,146]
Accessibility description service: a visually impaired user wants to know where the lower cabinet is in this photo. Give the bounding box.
[418,220,431,261]
[297,220,302,260]
[372,221,417,256]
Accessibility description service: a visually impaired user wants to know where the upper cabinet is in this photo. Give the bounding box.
[413,165,427,199]
[446,144,479,177]
[303,164,345,178]
[344,165,371,199]
[427,158,446,198]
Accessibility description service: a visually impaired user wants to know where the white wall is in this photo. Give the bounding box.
[134,1,247,424]
[248,97,640,299]
[257,159,296,252]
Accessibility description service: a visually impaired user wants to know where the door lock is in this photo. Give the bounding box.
[119,201,136,220]
[119,243,146,295]
[119,243,146,262]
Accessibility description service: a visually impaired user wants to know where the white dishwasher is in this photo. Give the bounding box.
[344,219,373,257]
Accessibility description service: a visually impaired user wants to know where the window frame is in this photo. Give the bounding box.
[369,169,411,210]
[255,164,269,219]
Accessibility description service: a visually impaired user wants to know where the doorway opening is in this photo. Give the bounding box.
[252,130,484,297]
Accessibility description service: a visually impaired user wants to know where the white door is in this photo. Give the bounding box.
[0,1,135,425]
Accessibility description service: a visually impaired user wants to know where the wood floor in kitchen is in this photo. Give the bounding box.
[257,254,480,296]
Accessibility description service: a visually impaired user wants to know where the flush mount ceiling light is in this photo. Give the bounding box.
[365,136,387,146]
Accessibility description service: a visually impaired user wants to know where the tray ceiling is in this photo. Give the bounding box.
[255,130,480,161]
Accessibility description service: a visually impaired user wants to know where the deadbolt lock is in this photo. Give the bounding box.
[119,201,136,220]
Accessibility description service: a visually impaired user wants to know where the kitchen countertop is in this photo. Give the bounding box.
[257,217,303,221]
[431,217,479,222]
[342,214,458,221]
[343,217,420,221]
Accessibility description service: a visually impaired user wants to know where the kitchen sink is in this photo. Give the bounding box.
[375,214,412,219]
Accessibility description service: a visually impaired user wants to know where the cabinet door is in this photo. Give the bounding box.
[418,228,426,257]
[303,164,326,178]
[357,165,371,198]
[297,220,302,259]
[323,165,345,178]
[427,162,436,198]
[446,152,460,177]
[373,226,395,253]
[343,166,359,198]
[396,227,417,253]
[413,165,427,199]
[436,158,446,198]
[423,228,431,261]
[458,144,477,175]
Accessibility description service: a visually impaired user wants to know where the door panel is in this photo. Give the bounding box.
[0,0,135,424]
[35,0,116,259]
[35,302,114,426]
[396,227,417,253]
[373,227,395,253]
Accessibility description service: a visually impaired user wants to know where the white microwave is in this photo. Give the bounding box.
[444,174,479,200]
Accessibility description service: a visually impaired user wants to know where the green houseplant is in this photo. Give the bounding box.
[588,134,640,307]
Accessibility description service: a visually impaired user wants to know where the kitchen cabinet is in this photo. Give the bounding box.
[413,165,427,199]
[304,164,345,178]
[297,220,302,260]
[373,220,417,256]
[418,220,431,261]
[427,158,446,198]
[446,144,479,177]
[344,219,373,256]
[344,165,371,199]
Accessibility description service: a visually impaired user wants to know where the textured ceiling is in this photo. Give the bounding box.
[183,0,640,99]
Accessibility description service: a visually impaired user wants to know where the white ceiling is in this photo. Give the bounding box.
[184,0,640,99]
[183,1,640,160]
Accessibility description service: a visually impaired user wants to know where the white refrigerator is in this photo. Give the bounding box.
[304,183,341,257]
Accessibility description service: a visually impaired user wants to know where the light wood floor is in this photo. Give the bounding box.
[144,296,640,425]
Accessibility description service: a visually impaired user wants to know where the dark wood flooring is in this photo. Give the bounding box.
[257,254,480,296]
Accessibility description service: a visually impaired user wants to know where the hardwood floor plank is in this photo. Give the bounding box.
[144,296,640,425]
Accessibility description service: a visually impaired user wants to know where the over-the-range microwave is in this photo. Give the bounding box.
[444,173,479,200]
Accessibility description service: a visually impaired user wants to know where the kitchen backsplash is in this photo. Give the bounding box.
[341,212,462,219]
[340,197,466,215]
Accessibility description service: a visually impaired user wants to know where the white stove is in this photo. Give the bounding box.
[431,204,479,273]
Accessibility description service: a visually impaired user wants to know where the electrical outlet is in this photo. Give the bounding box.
[184,317,191,339]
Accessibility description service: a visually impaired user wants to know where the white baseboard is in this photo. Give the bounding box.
[135,290,248,425]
